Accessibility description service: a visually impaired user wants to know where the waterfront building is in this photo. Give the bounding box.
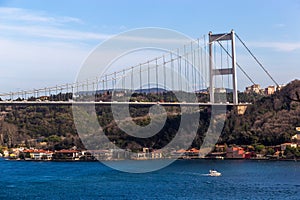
[151,150,163,159]
[111,149,130,160]
[186,148,200,157]
[52,149,80,160]
[90,150,112,160]
[226,146,245,158]
[214,144,226,152]
[23,149,53,160]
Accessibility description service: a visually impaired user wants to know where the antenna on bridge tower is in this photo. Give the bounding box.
[209,30,238,104]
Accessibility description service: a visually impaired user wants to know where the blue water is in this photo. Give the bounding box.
[0,159,299,200]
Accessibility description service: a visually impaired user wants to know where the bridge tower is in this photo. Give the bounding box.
[208,30,238,104]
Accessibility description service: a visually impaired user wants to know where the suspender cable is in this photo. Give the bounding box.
[227,41,230,88]
[194,50,197,91]
[92,82,95,95]
[186,49,189,91]
[86,79,89,94]
[197,38,202,90]
[184,45,187,91]
[148,61,150,94]
[170,52,174,90]
[122,69,125,91]
[190,42,194,91]
[163,55,166,90]
[220,42,224,88]
[235,33,279,87]
[217,41,256,85]
[114,72,116,90]
[204,35,208,89]
[105,75,108,91]
[177,48,182,91]
[140,64,142,92]
[194,43,197,91]
[155,58,158,94]
[213,42,217,87]
[96,77,98,95]
[131,67,134,92]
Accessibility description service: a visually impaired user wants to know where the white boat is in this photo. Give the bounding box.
[209,170,221,176]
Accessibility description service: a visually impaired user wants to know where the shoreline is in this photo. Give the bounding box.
[2,157,298,162]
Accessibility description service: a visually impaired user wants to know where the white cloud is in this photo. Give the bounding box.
[0,7,83,25]
[0,24,112,41]
[0,7,113,41]
[247,41,300,52]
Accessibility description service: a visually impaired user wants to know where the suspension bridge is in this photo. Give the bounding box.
[0,30,278,106]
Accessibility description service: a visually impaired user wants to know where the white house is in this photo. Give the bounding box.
[291,133,300,145]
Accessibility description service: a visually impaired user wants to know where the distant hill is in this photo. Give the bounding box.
[195,88,233,93]
[133,88,167,94]
[77,88,168,95]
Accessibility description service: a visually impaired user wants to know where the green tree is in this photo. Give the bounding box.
[47,135,62,143]
[255,144,265,153]
[266,147,275,155]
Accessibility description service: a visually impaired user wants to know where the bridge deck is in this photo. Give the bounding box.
[0,101,251,106]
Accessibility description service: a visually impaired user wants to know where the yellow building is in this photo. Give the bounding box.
[265,86,276,95]
[245,84,261,94]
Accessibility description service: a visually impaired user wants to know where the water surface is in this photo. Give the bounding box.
[0,159,299,199]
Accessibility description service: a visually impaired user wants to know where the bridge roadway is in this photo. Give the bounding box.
[0,100,251,107]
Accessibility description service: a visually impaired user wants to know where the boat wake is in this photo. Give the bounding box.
[201,174,210,176]
[201,170,222,177]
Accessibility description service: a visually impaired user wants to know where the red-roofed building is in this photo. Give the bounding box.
[226,147,245,159]
[186,148,200,157]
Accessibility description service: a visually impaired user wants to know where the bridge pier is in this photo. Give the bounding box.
[236,105,248,115]
[209,30,238,105]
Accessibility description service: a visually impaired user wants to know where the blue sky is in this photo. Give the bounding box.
[0,0,300,93]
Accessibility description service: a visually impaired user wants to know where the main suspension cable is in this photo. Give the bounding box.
[235,33,279,87]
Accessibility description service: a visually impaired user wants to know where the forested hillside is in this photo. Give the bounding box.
[0,80,299,150]
[221,80,300,145]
